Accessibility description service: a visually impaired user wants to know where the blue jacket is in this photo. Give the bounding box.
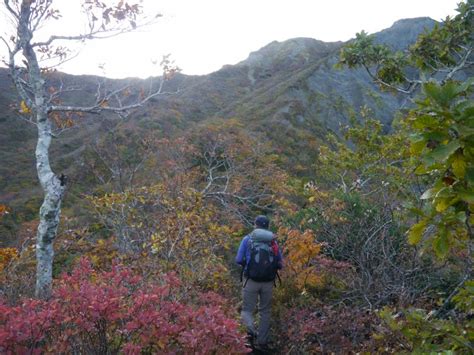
[235,228,283,270]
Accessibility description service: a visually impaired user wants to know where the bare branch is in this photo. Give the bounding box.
[3,0,19,19]
[443,47,473,83]
[13,111,38,127]
[32,30,125,48]
[38,49,81,69]
[47,86,83,105]
[362,63,420,94]
[50,81,176,114]
[31,14,160,49]
[30,0,53,32]
[0,35,12,53]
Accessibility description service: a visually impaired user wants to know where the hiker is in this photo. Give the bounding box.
[235,215,283,350]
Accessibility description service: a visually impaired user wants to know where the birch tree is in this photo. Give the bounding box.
[0,0,171,299]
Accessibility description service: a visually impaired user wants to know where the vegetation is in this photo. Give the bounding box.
[0,0,473,353]
[337,1,474,352]
[0,0,176,299]
[0,258,248,353]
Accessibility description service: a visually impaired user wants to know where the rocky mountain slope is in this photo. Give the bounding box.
[0,17,437,239]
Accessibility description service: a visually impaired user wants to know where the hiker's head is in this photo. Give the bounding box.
[254,215,270,229]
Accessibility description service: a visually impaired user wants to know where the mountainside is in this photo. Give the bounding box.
[0,17,437,241]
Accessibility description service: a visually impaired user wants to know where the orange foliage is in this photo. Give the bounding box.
[0,204,8,220]
[0,248,19,274]
[281,228,323,290]
[49,111,80,129]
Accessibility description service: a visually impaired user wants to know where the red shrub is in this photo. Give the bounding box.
[0,258,249,354]
[0,298,60,353]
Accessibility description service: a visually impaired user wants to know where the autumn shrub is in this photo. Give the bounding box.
[280,229,323,291]
[275,305,402,354]
[380,290,474,354]
[275,228,353,300]
[287,187,453,307]
[0,258,249,354]
[0,246,36,302]
[1,221,121,303]
[304,114,449,306]
[185,119,295,220]
[85,119,295,228]
[51,226,119,275]
[88,184,239,291]
[0,248,18,274]
[268,225,403,354]
[272,228,360,351]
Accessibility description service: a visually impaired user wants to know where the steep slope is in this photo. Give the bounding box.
[0,17,439,241]
[218,17,437,130]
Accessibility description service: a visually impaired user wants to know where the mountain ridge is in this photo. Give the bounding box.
[0,17,439,242]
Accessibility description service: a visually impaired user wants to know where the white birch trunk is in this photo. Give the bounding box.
[35,115,65,299]
[15,2,66,299]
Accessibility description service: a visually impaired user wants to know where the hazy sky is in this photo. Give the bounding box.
[0,0,461,78]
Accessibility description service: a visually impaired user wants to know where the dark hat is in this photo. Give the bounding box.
[255,215,270,229]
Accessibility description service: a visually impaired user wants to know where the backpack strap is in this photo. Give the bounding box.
[271,271,282,287]
[241,235,251,284]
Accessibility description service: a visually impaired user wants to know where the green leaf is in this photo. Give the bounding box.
[425,140,460,162]
[435,197,454,212]
[458,106,474,125]
[410,138,427,155]
[423,81,458,108]
[421,131,447,142]
[433,229,449,258]
[454,76,474,95]
[454,123,474,138]
[458,190,474,204]
[415,164,429,174]
[451,152,467,178]
[420,188,437,200]
[466,167,474,185]
[407,206,425,217]
[411,115,438,130]
[455,211,467,224]
[408,219,428,245]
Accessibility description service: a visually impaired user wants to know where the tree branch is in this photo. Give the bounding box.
[443,47,473,83]
[32,31,123,48]
[31,18,158,49]
[8,60,35,109]
[30,0,52,33]
[0,35,12,53]
[3,0,19,19]
[362,63,420,94]
[49,83,176,114]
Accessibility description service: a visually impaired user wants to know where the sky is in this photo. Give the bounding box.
[0,0,461,78]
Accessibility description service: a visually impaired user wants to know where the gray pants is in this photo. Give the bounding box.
[241,279,274,345]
